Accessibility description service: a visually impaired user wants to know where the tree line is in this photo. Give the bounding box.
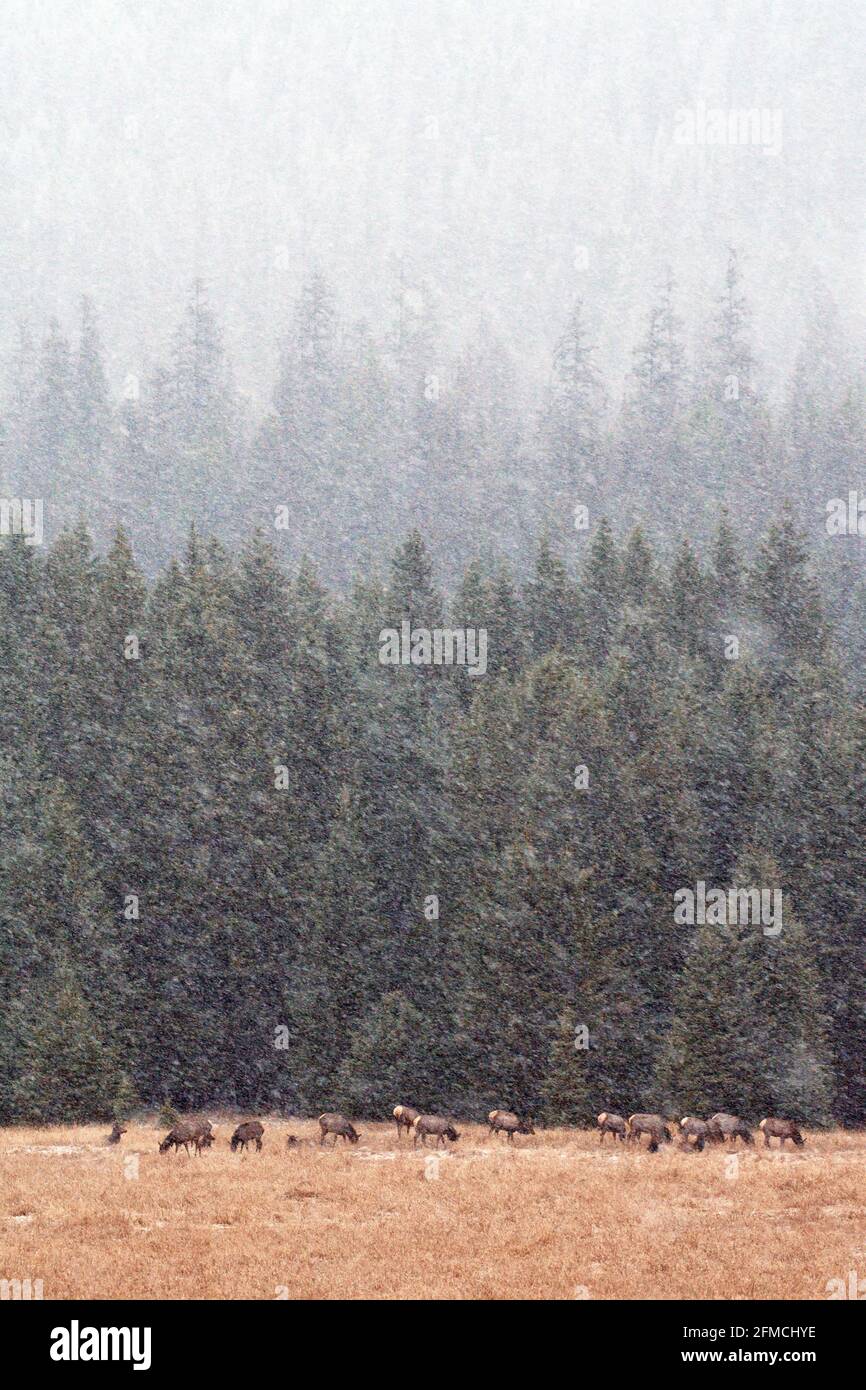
[1,253,864,606]
[1,513,863,1127]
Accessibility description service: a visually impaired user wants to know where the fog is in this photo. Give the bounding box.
[2,0,863,403]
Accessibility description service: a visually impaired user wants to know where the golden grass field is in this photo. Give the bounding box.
[2,1118,865,1300]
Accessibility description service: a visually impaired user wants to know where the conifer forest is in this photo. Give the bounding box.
[2,3,866,1319]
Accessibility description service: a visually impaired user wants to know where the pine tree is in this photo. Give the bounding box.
[334,991,440,1116]
[688,248,771,530]
[617,272,689,526]
[658,848,833,1123]
[28,319,77,525]
[14,965,123,1123]
[539,299,605,539]
[523,537,580,660]
[580,518,621,662]
[74,297,111,472]
[749,509,826,664]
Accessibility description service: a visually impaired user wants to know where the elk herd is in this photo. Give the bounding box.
[598,1111,805,1153]
[135,1107,804,1157]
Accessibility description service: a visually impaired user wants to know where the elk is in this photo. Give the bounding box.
[230,1121,264,1153]
[488,1110,535,1142]
[759,1118,805,1148]
[107,1122,126,1145]
[707,1113,754,1146]
[413,1114,460,1148]
[189,1119,215,1154]
[393,1105,419,1139]
[596,1111,627,1143]
[159,1122,196,1155]
[679,1117,710,1152]
[318,1113,360,1146]
[626,1114,673,1152]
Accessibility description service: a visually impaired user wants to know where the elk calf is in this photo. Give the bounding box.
[679,1117,710,1152]
[107,1122,126,1145]
[488,1110,534,1142]
[318,1113,360,1146]
[759,1118,804,1148]
[707,1112,753,1146]
[230,1121,264,1153]
[597,1111,627,1143]
[627,1114,672,1153]
[413,1114,460,1147]
[393,1105,419,1139]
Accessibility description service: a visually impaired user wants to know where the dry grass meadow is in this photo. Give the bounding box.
[2,1117,865,1300]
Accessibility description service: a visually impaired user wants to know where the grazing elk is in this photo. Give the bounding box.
[413,1114,460,1148]
[759,1118,805,1148]
[318,1113,360,1146]
[230,1121,264,1153]
[679,1117,710,1152]
[107,1122,126,1145]
[189,1119,215,1154]
[159,1122,196,1155]
[627,1114,673,1153]
[393,1105,419,1139]
[707,1113,753,1146]
[488,1110,535,1143]
[596,1112,627,1144]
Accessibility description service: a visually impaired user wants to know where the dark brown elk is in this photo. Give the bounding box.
[230,1121,264,1153]
[393,1105,419,1139]
[596,1111,627,1143]
[759,1118,805,1148]
[627,1114,673,1152]
[707,1112,754,1146]
[189,1119,214,1154]
[318,1113,360,1146]
[159,1122,196,1155]
[679,1117,710,1152]
[413,1114,460,1147]
[488,1110,534,1142]
[107,1122,126,1145]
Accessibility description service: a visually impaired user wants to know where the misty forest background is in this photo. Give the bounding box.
[2,253,866,1129]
